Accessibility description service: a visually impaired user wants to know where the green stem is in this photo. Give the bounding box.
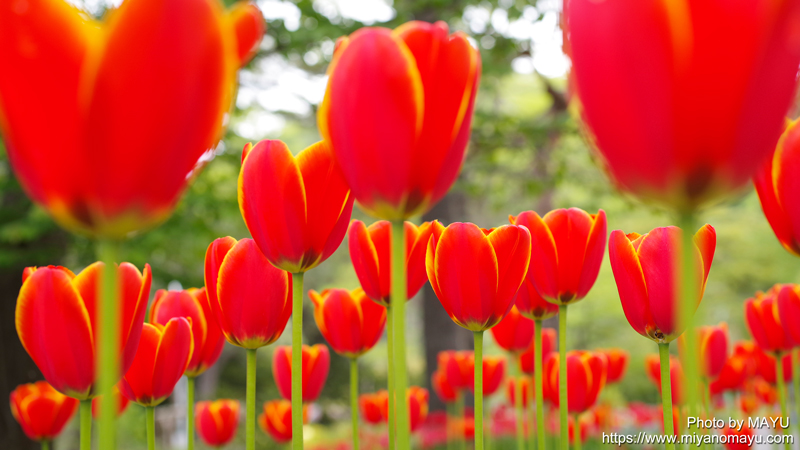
[677,213,701,420]
[558,306,568,450]
[97,240,120,450]
[40,440,50,450]
[351,358,360,450]
[292,273,305,450]
[456,391,465,450]
[515,356,526,450]
[534,320,545,450]
[188,376,195,450]
[776,354,791,450]
[474,331,484,450]
[387,306,396,450]
[658,343,676,450]
[794,349,800,438]
[246,349,257,450]
[390,221,409,450]
[146,406,156,450]
[80,400,91,450]
[572,414,581,450]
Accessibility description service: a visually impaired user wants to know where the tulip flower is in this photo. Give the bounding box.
[259,400,308,444]
[273,344,330,403]
[379,387,429,433]
[514,277,560,321]
[360,392,387,425]
[432,370,457,404]
[10,381,78,447]
[543,351,608,414]
[439,350,472,392]
[746,286,795,356]
[697,324,728,380]
[490,306,535,355]
[466,356,506,397]
[506,377,531,408]
[91,388,130,419]
[195,400,240,448]
[644,354,684,406]
[712,356,747,393]
[599,349,628,384]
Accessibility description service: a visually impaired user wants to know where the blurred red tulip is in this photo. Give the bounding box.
[319,21,480,220]
[466,356,506,396]
[490,305,534,354]
[754,377,779,405]
[438,350,471,391]
[204,237,292,349]
[348,220,442,306]
[609,225,716,342]
[379,387,429,432]
[426,223,531,331]
[755,347,792,385]
[745,285,795,355]
[698,323,728,379]
[510,208,606,305]
[723,424,755,450]
[310,288,386,358]
[544,351,607,413]
[273,344,330,402]
[599,348,628,384]
[259,399,307,444]
[431,370,457,404]
[777,284,800,343]
[712,355,747,392]
[195,399,239,447]
[514,277,559,321]
[16,262,151,399]
[239,140,354,273]
[0,0,263,237]
[119,319,194,406]
[506,377,531,408]
[739,392,759,415]
[10,381,78,442]
[359,391,387,425]
[568,0,800,211]
[733,341,761,379]
[91,387,130,419]
[150,287,225,377]
[568,414,591,444]
[645,354,684,405]
[520,328,556,375]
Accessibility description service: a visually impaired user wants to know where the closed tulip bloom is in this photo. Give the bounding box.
[91,387,130,419]
[567,0,800,211]
[348,220,443,305]
[380,388,429,432]
[777,284,800,342]
[712,356,747,392]
[520,328,556,375]
[609,224,716,343]
[360,391,387,425]
[426,223,531,331]
[319,21,481,220]
[238,140,354,273]
[599,349,629,384]
[506,377,531,408]
[544,351,608,413]
[195,399,240,447]
[0,0,263,237]
[645,354,684,405]
[514,278,559,321]
[310,288,387,358]
[438,350,471,391]
[431,370,457,403]
[510,208,607,305]
[466,356,506,396]
[259,399,307,444]
[698,323,729,379]
[204,237,292,349]
[745,286,794,355]
[273,344,330,402]
[490,305,535,354]
[16,262,151,399]
[10,381,78,442]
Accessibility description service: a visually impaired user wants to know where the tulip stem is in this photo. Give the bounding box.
[794,348,800,438]
[188,376,195,450]
[534,320,545,450]
[677,212,701,426]
[456,391,465,450]
[351,358,360,450]
[474,331,484,450]
[40,440,50,450]
[776,353,791,450]
[291,272,305,450]
[658,343,675,450]
[572,414,581,450]
[79,400,91,450]
[515,357,526,450]
[146,406,156,450]
[387,305,396,450]
[391,220,409,450]
[246,348,257,450]
[558,306,568,450]
[97,239,120,450]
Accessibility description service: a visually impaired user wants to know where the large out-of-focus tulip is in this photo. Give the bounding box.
[204,237,292,349]
[426,223,531,331]
[360,391,387,425]
[506,377,531,408]
[466,356,507,396]
[439,350,471,391]
[567,0,800,212]
[0,0,264,237]
[745,285,795,355]
[238,140,354,273]
[319,21,481,220]
[310,288,386,358]
[431,370,457,403]
[16,262,151,399]
[91,387,130,419]
[520,328,556,375]
[511,208,607,305]
[514,277,559,321]
[10,381,78,442]
[599,348,629,384]
[609,225,716,343]
[195,399,240,448]
[543,351,608,413]
[348,220,442,305]
[273,344,330,402]
[490,305,535,354]
[645,354,684,405]
[119,319,194,407]
[259,400,307,443]
[379,387,429,432]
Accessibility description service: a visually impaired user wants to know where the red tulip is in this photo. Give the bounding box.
[755,347,792,385]
[609,224,716,343]
[348,220,442,306]
[758,118,800,257]
[599,349,628,384]
[490,305,534,354]
[754,377,779,405]
[15,262,151,399]
[543,351,607,413]
[309,288,387,358]
[739,392,759,415]
[698,323,728,379]
[723,425,755,450]
[259,399,307,443]
[510,208,607,305]
[431,370,457,404]
[10,381,78,442]
[426,223,531,331]
[150,287,225,377]
[644,354,684,405]
[733,341,761,380]
[568,415,591,444]
[466,356,506,396]
[238,140,354,273]
[319,21,480,220]
[520,328,556,375]
[745,285,795,355]
[712,356,747,392]
[195,399,240,447]
[567,0,800,211]
[379,387,429,432]
[506,377,531,408]
[204,237,292,349]
[91,387,130,419]
[0,0,263,237]
[514,277,559,321]
[119,319,194,407]
[359,391,387,425]
[777,284,800,343]
[438,350,472,391]
[273,344,330,402]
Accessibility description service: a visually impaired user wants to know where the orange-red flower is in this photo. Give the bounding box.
[0,0,263,238]
[348,220,442,306]
[150,287,225,377]
[310,288,386,358]
[204,237,292,349]
[238,140,353,273]
[379,387,429,432]
[698,323,729,379]
[510,208,607,305]
[755,347,793,385]
[466,355,506,396]
[259,399,307,443]
[359,391,387,425]
[762,120,800,257]
[514,277,559,321]
[490,305,534,354]
[439,350,471,392]
[319,21,480,220]
[426,223,531,331]
[599,349,628,384]
[506,377,531,408]
[431,369,457,403]
[119,319,194,407]
[609,225,716,343]
[10,381,78,442]
[91,387,130,419]
[520,328,556,375]
[711,355,747,393]
[777,284,800,343]
[567,0,800,211]
[644,354,684,405]
[745,285,795,355]
[723,424,755,450]
[544,351,608,413]
[273,344,330,402]
[15,262,151,399]
[196,399,240,447]
[754,377,779,405]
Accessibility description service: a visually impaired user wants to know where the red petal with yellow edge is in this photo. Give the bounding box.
[272,346,292,401]
[119,322,161,405]
[754,141,800,255]
[636,228,681,338]
[189,287,225,375]
[511,211,559,301]
[122,263,151,376]
[577,211,607,298]
[608,230,652,338]
[486,225,531,316]
[151,317,194,404]
[408,221,443,299]
[312,289,362,356]
[585,353,608,408]
[150,290,208,374]
[204,237,237,340]
[303,345,330,401]
[779,286,800,343]
[348,220,385,303]
[16,267,94,398]
[227,2,264,64]
[543,208,593,302]
[566,354,591,413]
[693,224,717,289]
[357,289,388,353]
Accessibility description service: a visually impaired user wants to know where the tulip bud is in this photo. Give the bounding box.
[196,399,240,447]
[10,381,78,442]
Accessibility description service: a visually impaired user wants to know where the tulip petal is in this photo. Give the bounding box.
[349,220,388,303]
[637,228,681,337]
[273,347,292,401]
[576,210,607,298]
[407,221,441,298]
[693,224,716,287]
[119,262,151,375]
[119,323,160,404]
[608,230,652,338]
[512,211,559,301]
[152,317,194,402]
[204,237,237,339]
[226,2,264,64]
[150,289,207,373]
[544,208,593,302]
[486,225,532,318]
[754,138,800,255]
